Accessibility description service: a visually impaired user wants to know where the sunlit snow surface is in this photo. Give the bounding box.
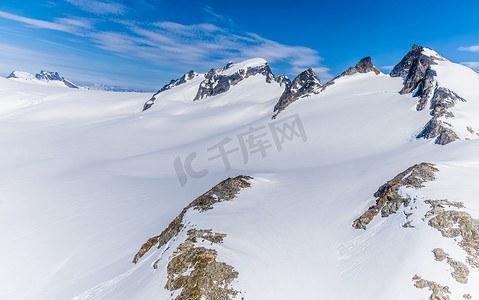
[1,62,479,299]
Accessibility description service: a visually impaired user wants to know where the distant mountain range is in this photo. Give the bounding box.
[6,70,146,92]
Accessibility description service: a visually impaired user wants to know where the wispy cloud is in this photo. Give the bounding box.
[0,9,332,80]
[460,61,479,70]
[380,65,394,71]
[458,45,479,52]
[64,0,127,15]
[0,10,71,32]
[202,5,236,27]
[0,10,93,35]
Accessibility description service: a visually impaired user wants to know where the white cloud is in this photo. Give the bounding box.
[380,65,394,71]
[0,11,93,35]
[64,0,127,15]
[0,10,71,32]
[0,9,332,80]
[460,62,479,70]
[458,45,479,52]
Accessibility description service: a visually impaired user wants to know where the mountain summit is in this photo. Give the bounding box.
[6,70,79,88]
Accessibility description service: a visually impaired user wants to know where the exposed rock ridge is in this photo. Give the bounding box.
[142,70,198,111]
[424,200,479,270]
[273,57,380,117]
[413,274,451,300]
[319,56,380,92]
[194,62,275,101]
[432,248,470,284]
[273,68,322,115]
[390,45,467,145]
[352,163,438,230]
[338,56,380,77]
[164,229,241,300]
[132,175,252,264]
[34,70,79,88]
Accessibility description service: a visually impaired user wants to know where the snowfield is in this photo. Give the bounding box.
[1,50,479,299]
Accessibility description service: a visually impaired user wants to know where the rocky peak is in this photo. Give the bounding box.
[391,45,467,145]
[222,61,234,70]
[142,70,199,111]
[339,56,380,77]
[36,70,62,81]
[6,71,35,80]
[273,68,322,114]
[390,45,445,95]
[317,56,381,94]
[274,74,291,88]
[390,45,429,78]
[36,70,78,88]
[194,59,275,101]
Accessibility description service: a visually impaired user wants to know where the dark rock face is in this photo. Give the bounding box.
[274,74,291,88]
[392,45,466,145]
[415,87,465,144]
[399,56,436,95]
[273,68,321,113]
[390,45,444,95]
[194,63,275,101]
[36,70,63,81]
[34,70,79,88]
[6,71,19,79]
[390,45,434,77]
[417,118,459,145]
[339,56,380,77]
[142,70,198,111]
[430,87,466,114]
[319,56,380,94]
[414,68,437,111]
[352,163,438,230]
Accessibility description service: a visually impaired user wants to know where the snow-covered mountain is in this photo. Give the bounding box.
[1,45,479,300]
[7,70,79,88]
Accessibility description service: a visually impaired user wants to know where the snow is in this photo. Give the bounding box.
[0,58,479,299]
[422,47,445,60]
[429,60,479,140]
[6,70,76,88]
[221,58,268,76]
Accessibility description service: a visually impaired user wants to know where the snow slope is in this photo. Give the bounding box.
[1,48,479,299]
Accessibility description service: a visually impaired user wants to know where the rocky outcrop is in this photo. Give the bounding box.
[132,175,252,263]
[194,62,275,101]
[164,229,240,300]
[417,118,459,145]
[8,70,79,88]
[273,68,322,115]
[319,57,380,93]
[338,56,380,77]
[391,45,467,145]
[142,70,198,111]
[413,275,451,300]
[132,176,252,299]
[352,163,438,229]
[274,74,291,88]
[35,70,79,88]
[390,45,440,78]
[424,200,479,270]
[432,248,470,284]
[430,87,466,115]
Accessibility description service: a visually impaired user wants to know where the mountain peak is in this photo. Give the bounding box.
[273,68,322,114]
[194,58,274,101]
[35,70,78,88]
[6,70,78,88]
[6,71,35,80]
[337,56,381,78]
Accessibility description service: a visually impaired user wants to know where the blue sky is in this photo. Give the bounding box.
[0,0,478,91]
